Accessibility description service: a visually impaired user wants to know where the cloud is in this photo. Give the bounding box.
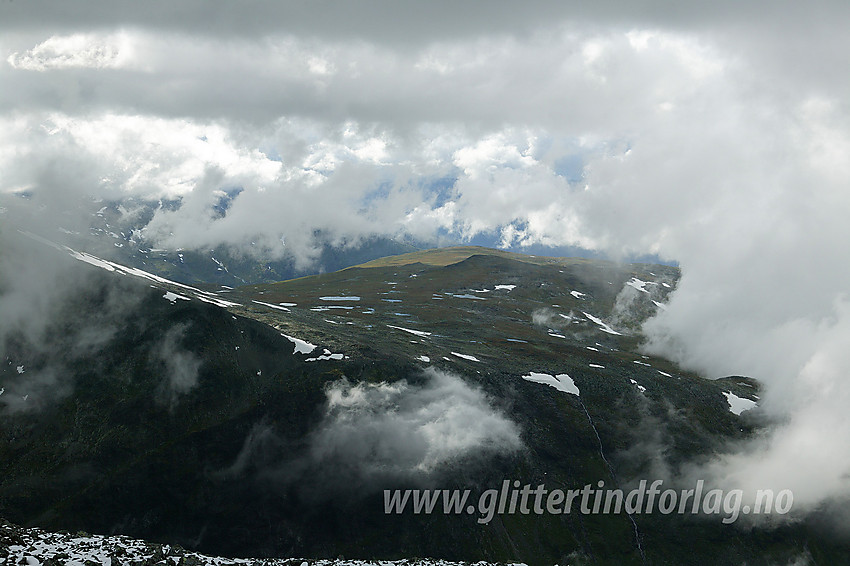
[151,323,203,406]
[0,231,145,413]
[224,369,523,495]
[531,308,580,333]
[309,369,523,478]
[7,32,133,71]
[0,20,812,261]
[0,365,68,415]
[628,95,850,520]
[657,297,850,520]
[0,24,825,260]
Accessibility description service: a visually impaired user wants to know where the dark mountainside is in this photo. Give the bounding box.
[1,240,846,565]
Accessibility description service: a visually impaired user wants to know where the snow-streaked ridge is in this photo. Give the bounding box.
[19,231,242,309]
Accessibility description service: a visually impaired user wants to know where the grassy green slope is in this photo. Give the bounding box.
[346,245,606,269]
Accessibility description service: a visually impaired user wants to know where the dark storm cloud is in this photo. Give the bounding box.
[1,1,846,45]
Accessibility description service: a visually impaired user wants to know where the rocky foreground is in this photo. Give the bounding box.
[0,519,524,566]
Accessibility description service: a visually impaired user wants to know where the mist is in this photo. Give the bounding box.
[311,369,522,476]
[224,368,523,498]
[0,231,150,413]
[151,322,203,406]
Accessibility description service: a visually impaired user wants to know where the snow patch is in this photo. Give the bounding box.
[522,372,579,396]
[625,277,652,294]
[582,312,622,335]
[163,291,190,304]
[723,391,757,415]
[306,348,345,362]
[451,352,480,362]
[281,333,317,355]
[252,300,290,312]
[387,325,432,337]
[195,295,241,308]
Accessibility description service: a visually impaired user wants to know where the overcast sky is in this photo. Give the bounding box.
[2,0,850,524]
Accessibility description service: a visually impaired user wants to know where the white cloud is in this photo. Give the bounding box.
[7,32,133,71]
[307,368,523,480]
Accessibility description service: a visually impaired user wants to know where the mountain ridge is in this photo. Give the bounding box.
[2,235,844,564]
